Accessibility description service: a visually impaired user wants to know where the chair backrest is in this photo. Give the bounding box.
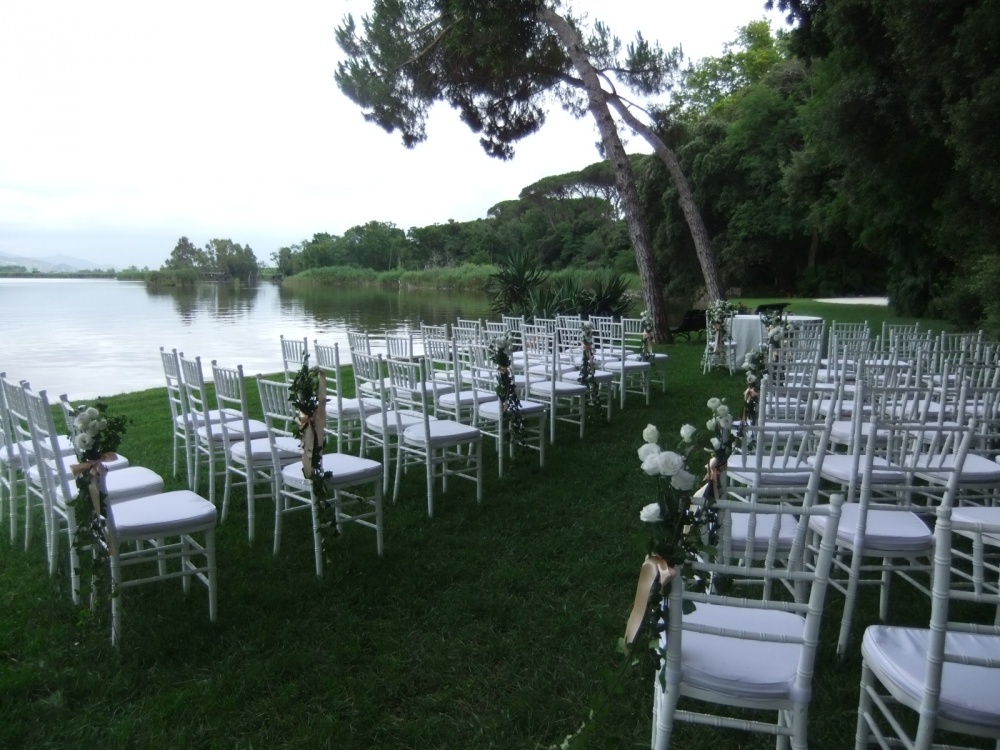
[350,350,386,410]
[0,372,18,465]
[386,357,434,436]
[3,375,37,470]
[419,322,449,342]
[178,354,214,436]
[280,335,309,382]
[483,320,507,339]
[211,361,253,458]
[256,376,296,440]
[422,336,460,394]
[347,330,372,355]
[313,340,349,415]
[159,346,188,428]
[500,315,524,333]
[452,318,481,345]
[827,320,870,358]
[385,332,416,361]
[21,385,74,509]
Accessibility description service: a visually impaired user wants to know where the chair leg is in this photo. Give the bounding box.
[310,496,323,576]
[855,660,875,750]
[110,549,123,646]
[425,450,435,519]
[273,490,284,555]
[837,549,865,658]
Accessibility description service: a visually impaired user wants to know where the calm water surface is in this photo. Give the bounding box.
[1,278,491,399]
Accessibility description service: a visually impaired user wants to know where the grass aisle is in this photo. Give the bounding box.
[1,302,983,749]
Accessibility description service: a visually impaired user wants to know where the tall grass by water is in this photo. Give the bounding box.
[1,300,985,748]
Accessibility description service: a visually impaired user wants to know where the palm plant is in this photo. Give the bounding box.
[485,247,548,316]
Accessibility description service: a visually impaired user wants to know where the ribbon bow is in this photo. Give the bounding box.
[71,454,115,554]
[298,370,328,479]
[624,554,675,647]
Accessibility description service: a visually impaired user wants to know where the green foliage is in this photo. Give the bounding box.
[485,246,548,316]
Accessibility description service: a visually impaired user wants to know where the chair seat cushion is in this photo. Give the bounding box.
[728,454,813,486]
[727,512,797,552]
[914,452,1000,485]
[365,409,435,435]
[808,454,907,484]
[178,409,239,428]
[197,419,270,442]
[436,390,497,407]
[528,381,588,397]
[862,626,1000,730]
[809,502,933,553]
[1,440,35,467]
[231,436,301,463]
[678,602,806,700]
[476,399,547,420]
[282,453,382,490]
[602,360,651,373]
[402,419,481,448]
[950,506,1000,545]
[111,489,217,538]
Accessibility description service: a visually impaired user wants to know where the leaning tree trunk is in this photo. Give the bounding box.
[605,96,725,303]
[538,5,672,343]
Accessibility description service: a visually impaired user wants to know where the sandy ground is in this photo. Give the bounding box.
[814,297,889,306]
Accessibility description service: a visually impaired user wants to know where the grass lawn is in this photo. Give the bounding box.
[0,300,989,749]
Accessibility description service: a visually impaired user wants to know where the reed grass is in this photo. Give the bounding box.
[0,300,987,749]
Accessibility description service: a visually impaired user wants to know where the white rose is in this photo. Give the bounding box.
[639,503,662,523]
[679,424,696,442]
[75,433,93,451]
[747,372,758,383]
[707,398,721,410]
[74,415,88,430]
[717,414,733,432]
[706,418,716,431]
[642,424,660,444]
[671,469,697,491]
[710,437,721,450]
[98,419,108,431]
[715,404,730,417]
[641,456,661,476]
[656,451,684,477]
[638,443,661,462]
[86,422,100,436]
[85,407,99,420]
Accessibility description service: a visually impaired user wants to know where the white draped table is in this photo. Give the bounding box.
[730,314,824,364]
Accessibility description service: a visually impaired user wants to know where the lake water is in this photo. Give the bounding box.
[0,278,492,399]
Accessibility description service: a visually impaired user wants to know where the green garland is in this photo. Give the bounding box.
[488,332,526,448]
[69,402,129,628]
[288,356,338,562]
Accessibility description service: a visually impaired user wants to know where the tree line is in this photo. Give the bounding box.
[328,0,1000,337]
[158,1,1000,337]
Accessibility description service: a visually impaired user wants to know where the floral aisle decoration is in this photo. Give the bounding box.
[741,344,768,428]
[551,400,737,750]
[760,308,795,353]
[488,331,525,447]
[624,398,736,668]
[639,310,654,362]
[705,299,738,352]
[69,402,129,615]
[289,356,338,555]
[576,320,604,417]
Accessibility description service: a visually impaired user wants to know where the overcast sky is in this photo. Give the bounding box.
[0,1,786,270]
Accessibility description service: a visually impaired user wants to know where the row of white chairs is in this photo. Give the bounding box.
[0,371,217,646]
[161,347,384,577]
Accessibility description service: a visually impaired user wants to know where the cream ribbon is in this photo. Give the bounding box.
[299,370,328,478]
[70,454,115,553]
[624,554,675,647]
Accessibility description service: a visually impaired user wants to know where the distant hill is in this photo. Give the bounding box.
[0,252,113,273]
